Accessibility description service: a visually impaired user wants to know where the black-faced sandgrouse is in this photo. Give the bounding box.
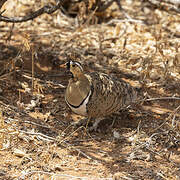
[61,60,139,130]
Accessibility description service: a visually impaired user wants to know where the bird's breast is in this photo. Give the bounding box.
[65,90,91,116]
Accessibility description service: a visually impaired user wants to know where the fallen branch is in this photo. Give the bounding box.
[19,130,55,142]
[0,1,62,23]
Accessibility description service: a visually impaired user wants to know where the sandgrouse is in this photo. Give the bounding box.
[61,60,139,130]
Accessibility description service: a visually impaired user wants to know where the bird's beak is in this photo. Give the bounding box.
[60,62,72,78]
[59,63,67,68]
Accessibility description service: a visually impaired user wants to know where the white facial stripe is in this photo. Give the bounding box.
[75,62,83,71]
[70,60,73,66]
[70,61,83,71]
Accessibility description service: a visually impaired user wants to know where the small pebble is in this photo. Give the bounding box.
[13,148,26,158]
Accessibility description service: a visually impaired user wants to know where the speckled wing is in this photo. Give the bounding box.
[86,72,138,118]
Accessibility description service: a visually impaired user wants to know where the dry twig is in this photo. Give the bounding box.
[0,1,62,23]
[0,0,7,10]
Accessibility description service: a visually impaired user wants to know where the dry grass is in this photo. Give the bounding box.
[0,0,180,179]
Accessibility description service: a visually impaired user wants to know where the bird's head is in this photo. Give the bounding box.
[60,60,84,79]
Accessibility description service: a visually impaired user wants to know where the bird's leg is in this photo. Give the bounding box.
[85,117,91,130]
[72,117,103,132]
[110,116,118,128]
[72,117,91,128]
[89,117,104,132]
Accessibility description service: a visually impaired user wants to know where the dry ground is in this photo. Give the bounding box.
[0,0,180,179]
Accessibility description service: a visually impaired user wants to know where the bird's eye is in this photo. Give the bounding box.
[72,64,75,67]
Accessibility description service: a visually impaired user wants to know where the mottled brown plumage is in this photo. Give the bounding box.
[86,72,138,118]
[61,60,139,130]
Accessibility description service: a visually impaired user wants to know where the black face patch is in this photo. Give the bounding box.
[66,61,70,70]
[70,72,74,78]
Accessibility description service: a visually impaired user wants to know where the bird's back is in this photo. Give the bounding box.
[86,72,138,118]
